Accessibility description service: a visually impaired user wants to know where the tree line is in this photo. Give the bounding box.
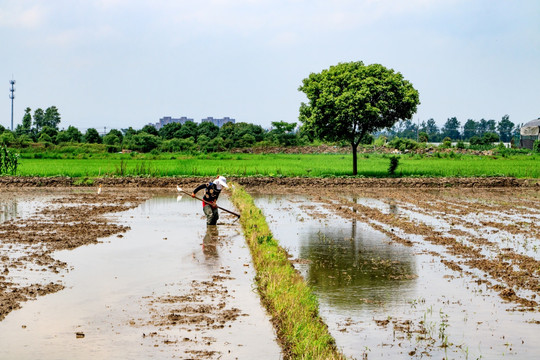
[0,105,523,154]
[0,106,305,153]
[380,115,519,144]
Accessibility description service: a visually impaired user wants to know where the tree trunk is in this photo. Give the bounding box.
[352,142,358,175]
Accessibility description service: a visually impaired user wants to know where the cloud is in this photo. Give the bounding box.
[0,4,46,29]
[45,25,121,47]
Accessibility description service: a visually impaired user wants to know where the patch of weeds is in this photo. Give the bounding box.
[73,177,94,186]
[257,234,274,244]
[115,159,127,176]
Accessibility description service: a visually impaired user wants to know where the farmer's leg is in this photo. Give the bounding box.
[211,207,219,225]
[207,207,219,225]
[203,204,215,225]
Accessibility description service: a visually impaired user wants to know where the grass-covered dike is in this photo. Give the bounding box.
[230,184,346,359]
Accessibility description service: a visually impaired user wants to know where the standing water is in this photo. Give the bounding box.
[0,192,280,359]
[254,193,540,360]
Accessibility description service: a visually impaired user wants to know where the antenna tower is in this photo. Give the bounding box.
[9,79,15,131]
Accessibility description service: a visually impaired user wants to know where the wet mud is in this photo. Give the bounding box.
[0,189,149,322]
[253,186,540,359]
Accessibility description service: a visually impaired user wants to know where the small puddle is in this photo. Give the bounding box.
[0,193,280,359]
[255,193,540,359]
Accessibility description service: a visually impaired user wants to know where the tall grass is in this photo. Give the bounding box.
[230,185,346,359]
[13,152,540,178]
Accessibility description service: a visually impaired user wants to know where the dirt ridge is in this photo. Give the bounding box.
[0,176,537,188]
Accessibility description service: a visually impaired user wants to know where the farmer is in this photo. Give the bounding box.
[192,176,228,225]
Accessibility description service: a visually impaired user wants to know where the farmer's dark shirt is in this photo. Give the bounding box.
[193,182,221,205]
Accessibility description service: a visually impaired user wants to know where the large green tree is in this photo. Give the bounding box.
[197,121,220,140]
[463,119,477,140]
[298,61,419,175]
[158,122,182,140]
[16,107,34,138]
[266,121,298,146]
[33,108,45,132]
[84,128,102,144]
[425,118,439,140]
[141,124,159,136]
[22,107,32,131]
[176,121,198,141]
[497,114,514,142]
[43,106,61,130]
[442,117,461,140]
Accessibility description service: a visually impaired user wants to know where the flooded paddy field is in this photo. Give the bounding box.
[252,188,540,359]
[1,183,539,360]
[0,188,280,359]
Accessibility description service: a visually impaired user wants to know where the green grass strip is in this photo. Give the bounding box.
[14,152,540,178]
[230,184,346,360]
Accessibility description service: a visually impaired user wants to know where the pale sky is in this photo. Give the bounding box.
[2,0,539,132]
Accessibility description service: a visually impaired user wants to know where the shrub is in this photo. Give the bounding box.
[201,136,225,153]
[125,133,161,153]
[15,134,33,147]
[482,132,500,144]
[374,136,387,147]
[106,145,121,153]
[38,133,53,144]
[388,137,418,152]
[159,138,196,152]
[0,132,16,146]
[0,145,19,174]
[534,140,540,153]
[441,139,452,148]
[469,136,482,146]
[238,134,256,148]
[388,155,399,175]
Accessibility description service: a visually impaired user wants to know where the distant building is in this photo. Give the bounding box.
[520,118,540,149]
[201,117,235,128]
[151,116,194,130]
[150,116,235,130]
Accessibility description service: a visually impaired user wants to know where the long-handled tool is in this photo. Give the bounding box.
[177,186,241,218]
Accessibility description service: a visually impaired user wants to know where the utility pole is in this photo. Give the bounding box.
[9,79,15,131]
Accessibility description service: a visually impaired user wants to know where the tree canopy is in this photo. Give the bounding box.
[299,61,420,174]
[442,117,460,139]
[84,128,102,144]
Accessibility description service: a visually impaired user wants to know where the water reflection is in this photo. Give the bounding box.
[388,198,399,215]
[202,225,219,259]
[0,200,18,222]
[299,221,416,308]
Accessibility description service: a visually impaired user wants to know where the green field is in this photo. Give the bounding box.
[13,152,540,178]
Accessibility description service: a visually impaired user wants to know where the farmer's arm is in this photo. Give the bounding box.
[208,188,222,208]
[192,183,207,197]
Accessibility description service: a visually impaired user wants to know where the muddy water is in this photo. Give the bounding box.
[254,194,540,360]
[0,193,280,359]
